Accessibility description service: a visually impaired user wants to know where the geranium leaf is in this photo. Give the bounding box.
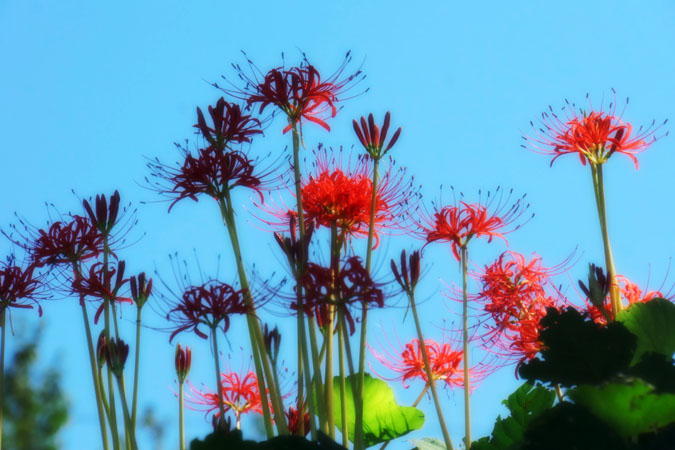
[616,298,675,365]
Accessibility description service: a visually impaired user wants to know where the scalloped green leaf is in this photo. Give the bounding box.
[570,378,675,438]
[616,298,675,364]
[471,383,555,450]
[331,374,424,447]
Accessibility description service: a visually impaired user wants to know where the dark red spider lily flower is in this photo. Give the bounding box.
[167,280,251,342]
[524,93,667,169]
[370,337,464,389]
[30,215,104,267]
[130,272,152,309]
[83,191,121,235]
[96,331,107,368]
[391,249,421,294]
[195,98,262,148]
[418,187,532,261]
[175,343,192,383]
[106,337,130,375]
[0,259,46,316]
[353,111,402,159]
[297,257,383,335]
[218,52,364,134]
[476,252,564,364]
[148,144,277,212]
[186,370,264,428]
[72,261,132,323]
[286,406,311,437]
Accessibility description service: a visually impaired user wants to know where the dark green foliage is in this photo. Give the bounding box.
[2,327,69,450]
[616,298,675,364]
[190,428,347,450]
[518,307,636,387]
[470,383,555,450]
[628,352,675,394]
[518,402,627,450]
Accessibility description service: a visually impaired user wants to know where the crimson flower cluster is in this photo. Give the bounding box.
[0,259,46,316]
[168,280,251,341]
[195,97,262,147]
[584,275,665,325]
[187,370,264,421]
[30,215,103,267]
[71,261,132,323]
[477,251,562,364]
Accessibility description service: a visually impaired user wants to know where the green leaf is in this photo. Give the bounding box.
[616,298,675,364]
[410,437,446,450]
[570,378,675,438]
[331,374,424,447]
[471,383,555,450]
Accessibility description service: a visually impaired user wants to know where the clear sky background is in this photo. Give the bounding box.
[2,1,675,449]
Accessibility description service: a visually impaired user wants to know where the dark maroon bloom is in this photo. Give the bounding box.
[83,191,121,235]
[286,406,311,437]
[175,343,192,383]
[353,111,402,159]
[195,98,262,147]
[298,257,383,335]
[0,259,45,316]
[391,249,421,294]
[130,272,152,309]
[106,337,130,374]
[30,215,103,267]
[72,261,132,323]
[167,280,251,341]
[262,323,281,364]
[148,145,271,211]
[96,331,107,368]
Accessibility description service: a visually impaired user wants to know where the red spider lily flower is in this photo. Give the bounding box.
[83,191,120,235]
[175,343,192,384]
[297,257,383,335]
[0,259,46,316]
[29,215,104,267]
[186,370,264,428]
[370,337,464,389]
[524,93,667,169]
[129,272,152,309]
[167,280,251,342]
[147,144,281,212]
[419,187,531,261]
[222,52,363,134]
[584,275,667,325]
[476,252,565,364]
[299,149,418,241]
[195,97,262,148]
[353,111,402,159]
[72,261,132,323]
[286,406,311,437]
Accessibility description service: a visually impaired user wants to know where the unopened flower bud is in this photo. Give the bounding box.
[130,272,153,309]
[263,324,281,364]
[96,332,107,368]
[106,338,129,375]
[175,343,191,384]
[579,264,609,308]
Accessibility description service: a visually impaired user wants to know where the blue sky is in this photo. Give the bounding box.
[2,1,675,449]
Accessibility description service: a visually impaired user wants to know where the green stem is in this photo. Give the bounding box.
[0,308,5,450]
[131,308,142,429]
[219,195,286,434]
[409,290,454,450]
[337,312,349,448]
[590,163,621,317]
[555,384,564,402]
[307,316,327,433]
[115,374,138,450]
[102,238,120,450]
[355,157,381,450]
[461,246,472,449]
[179,382,185,450]
[211,330,227,422]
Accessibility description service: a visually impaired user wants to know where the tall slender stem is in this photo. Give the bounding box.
[211,330,227,422]
[179,382,185,450]
[102,238,120,450]
[307,316,327,433]
[409,290,454,450]
[337,312,349,448]
[590,164,621,317]
[115,374,138,450]
[461,246,472,449]
[218,195,287,434]
[355,157,381,450]
[0,308,5,450]
[131,308,142,429]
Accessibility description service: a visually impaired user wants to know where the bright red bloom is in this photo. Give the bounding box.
[195,97,262,147]
[477,252,564,364]
[30,215,104,267]
[167,280,251,341]
[286,406,311,437]
[419,188,530,261]
[524,94,666,169]
[187,370,264,427]
[370,337,464,389]
[352,111,402,159]
[0,259,45,316]
[585,275,666,325]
